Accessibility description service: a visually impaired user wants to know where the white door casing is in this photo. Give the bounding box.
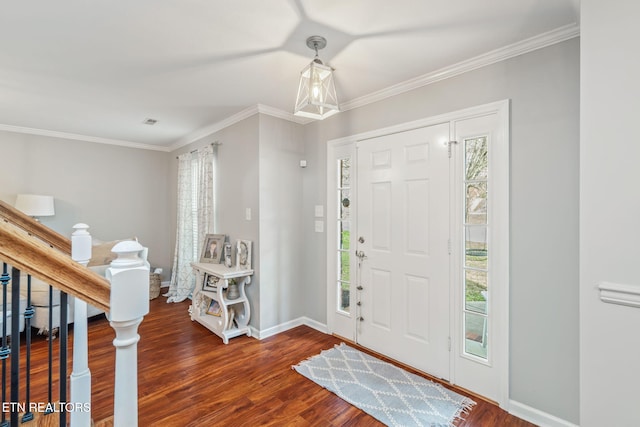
[326,100,509,407]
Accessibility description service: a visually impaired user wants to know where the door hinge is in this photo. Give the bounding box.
[448,337,451,351]
[447,140,458,158]
[448,239,451,254]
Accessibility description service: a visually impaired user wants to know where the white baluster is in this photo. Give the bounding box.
[70,223,92,427]
[107,241,149,427]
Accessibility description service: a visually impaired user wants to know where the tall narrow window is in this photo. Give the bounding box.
[463,136,488,360]
[336,157,351,313]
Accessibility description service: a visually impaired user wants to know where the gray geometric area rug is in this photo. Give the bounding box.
[293,343,475,427]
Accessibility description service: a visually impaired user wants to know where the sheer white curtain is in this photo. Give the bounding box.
[166,145,214,303]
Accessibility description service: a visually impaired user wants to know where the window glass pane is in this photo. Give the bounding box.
[465,137,488,181]
[340,189,351,220]
[464,311,488,359]
[340,158,351,187]
[465,226,487,269]
[465,270,487,314]
[463,135,488,361]
[340,221,350,250]
[465,182,487,224]
[339,282,350,312]
[339,251,350,282]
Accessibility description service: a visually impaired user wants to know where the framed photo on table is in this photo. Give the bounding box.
[235,240,252,270]
[200,234,226,263]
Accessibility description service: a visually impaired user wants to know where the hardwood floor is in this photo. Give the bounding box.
[22,296,535,426]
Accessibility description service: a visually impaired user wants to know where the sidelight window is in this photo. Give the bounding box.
[336,157,351,313]
[463,136,489,360]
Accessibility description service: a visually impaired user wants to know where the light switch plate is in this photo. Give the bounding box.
[314,220,324,233]
[245,208,251,221]
[314,205,324,218]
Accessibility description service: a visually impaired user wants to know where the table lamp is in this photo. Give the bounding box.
[15,194,55,221]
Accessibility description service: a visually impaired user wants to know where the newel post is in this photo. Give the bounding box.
[107,241,149,427]
[70,223,92,427]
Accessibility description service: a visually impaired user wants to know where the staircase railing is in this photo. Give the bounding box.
[0,200,148,426]
[0,200,71,255]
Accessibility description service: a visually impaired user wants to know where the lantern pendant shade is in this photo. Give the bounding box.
[294,55,339,119]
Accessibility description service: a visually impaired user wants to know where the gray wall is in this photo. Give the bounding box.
[258,114,305,330]
[580,1,640,426]
[169,115,262,328]
[0,130,172,276]
[168,114,307,332]
[302,39,580,423]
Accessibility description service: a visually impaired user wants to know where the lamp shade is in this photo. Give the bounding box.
[294,60,339,120]
[15,194,55,217]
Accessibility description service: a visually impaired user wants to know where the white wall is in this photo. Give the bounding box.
[303,39,580,423]
[580,2,640,426]
[0,130,172,277]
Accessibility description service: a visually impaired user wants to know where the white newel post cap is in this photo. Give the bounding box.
[108,240,149,321]
[71,223,92,264]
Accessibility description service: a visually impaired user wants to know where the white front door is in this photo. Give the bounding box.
[356,123,451,379]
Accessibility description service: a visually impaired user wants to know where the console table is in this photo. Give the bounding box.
[190,262,253,344]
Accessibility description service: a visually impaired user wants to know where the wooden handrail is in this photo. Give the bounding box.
[0,200,71,254]
[0,220,110,312]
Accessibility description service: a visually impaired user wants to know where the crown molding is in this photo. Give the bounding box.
[169,105,260,152]
[0,123,170,152]
[169,104,311,152]
[341,23,580,112]
[257,104,311,125]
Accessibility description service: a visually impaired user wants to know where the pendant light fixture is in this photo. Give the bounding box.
[294,35,339,120]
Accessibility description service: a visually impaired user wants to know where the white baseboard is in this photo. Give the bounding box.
[299,317,329,334]
[509,400,578,427]
[252,316,328,340]
[160,281,170,288]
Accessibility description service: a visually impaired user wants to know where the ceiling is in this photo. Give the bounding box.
[0,0,579,151]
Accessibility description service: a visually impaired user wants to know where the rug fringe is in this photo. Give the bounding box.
[291,343,346,371]
[449,398,477,426]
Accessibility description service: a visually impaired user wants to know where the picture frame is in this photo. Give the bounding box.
[202,273,220,291]
[206,299,222,316]
[235,239,252,270]
[200,234,226,263]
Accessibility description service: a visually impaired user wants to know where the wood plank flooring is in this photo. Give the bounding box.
[20,296,535,426]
